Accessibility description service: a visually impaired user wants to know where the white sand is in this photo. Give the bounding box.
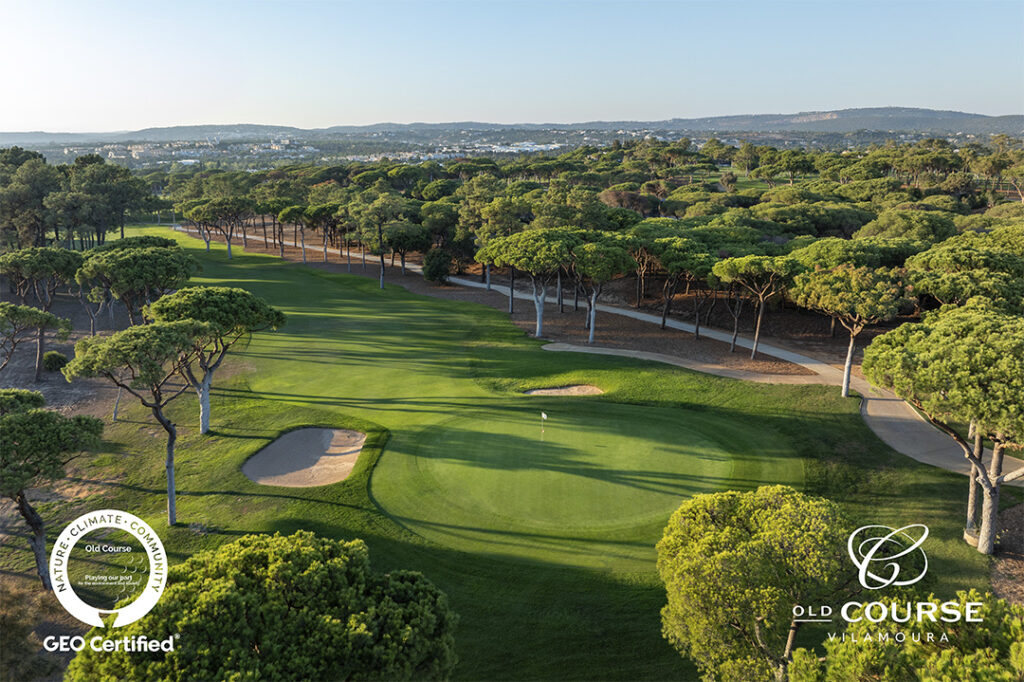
[524,384,604,396]
[242,428,367,487]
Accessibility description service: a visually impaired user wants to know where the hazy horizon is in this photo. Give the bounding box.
[4,105,1024,136]
[3,0,1022,133]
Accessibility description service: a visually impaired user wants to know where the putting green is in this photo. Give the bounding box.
[373,400,803,570]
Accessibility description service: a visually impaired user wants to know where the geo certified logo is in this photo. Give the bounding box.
[49,509,167,627]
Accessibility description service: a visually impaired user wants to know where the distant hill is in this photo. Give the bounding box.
[0,124,307,145]
[322,108,1024,135]
[2,107,1021,145]
[654,107,1024,134]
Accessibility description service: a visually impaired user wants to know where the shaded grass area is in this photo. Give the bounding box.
[375,399,803,571]
[0,226,991,680]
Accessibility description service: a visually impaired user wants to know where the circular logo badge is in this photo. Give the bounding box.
[49,510,167,627]
[847,524,929,590]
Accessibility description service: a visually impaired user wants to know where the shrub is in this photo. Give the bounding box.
[90,235,178,252]
[986,202,1024,219]
[422,247,453,284]
[853,209,956,243]
[66,532,458,682]
[41,351,68,372]
[792,591,1024,681]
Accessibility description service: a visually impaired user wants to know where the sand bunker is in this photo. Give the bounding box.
[524,384,604,396]
[242,428,366,487]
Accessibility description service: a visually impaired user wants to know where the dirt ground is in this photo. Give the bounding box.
[0,292,131,676]
[993,504,1024,606]
[422,247,900,370]
[0,293,124,415]
[0,293,127,546]
[214,229,817,376]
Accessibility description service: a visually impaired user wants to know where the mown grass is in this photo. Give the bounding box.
[0,226,992,680]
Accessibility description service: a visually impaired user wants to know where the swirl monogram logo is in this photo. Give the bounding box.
[847,524,929,590]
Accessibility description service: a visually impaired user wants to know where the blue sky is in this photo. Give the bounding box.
[2,0,1021,131]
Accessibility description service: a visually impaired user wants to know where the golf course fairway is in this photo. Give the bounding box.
[9,226,984,681]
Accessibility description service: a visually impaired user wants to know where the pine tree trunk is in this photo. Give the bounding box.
[508,268,515,314]
[976,445,1004,555]
[729,300,743,352]
[661,279,676,330]
[532,283,546,337]
[152,407,178,526]
[17,492,52,590]
[693,291,702,340]
[751,298,766,359]
[34,326,45,381]
[197,374,213,435]
[704,289,719,324]
[966,428,983,531]
[842,332,856,398]
[557,270,563,312]
[588,292,598,344]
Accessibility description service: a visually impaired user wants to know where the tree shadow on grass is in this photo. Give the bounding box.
[379,514,658,567]
[60,476,367,511]
[384,404,800,496]
[252,516,697,681]
[210,385,517,416]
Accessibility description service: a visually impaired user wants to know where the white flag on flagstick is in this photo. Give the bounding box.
[541,412,548,420]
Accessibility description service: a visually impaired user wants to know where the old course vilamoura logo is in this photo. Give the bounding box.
[792,524,984,644]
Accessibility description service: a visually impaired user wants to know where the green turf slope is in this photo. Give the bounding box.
[0,226,988,681]
[375,400,801,569]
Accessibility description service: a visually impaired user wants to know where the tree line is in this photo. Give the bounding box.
[1,235,285,595]
[1,149,154,248]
